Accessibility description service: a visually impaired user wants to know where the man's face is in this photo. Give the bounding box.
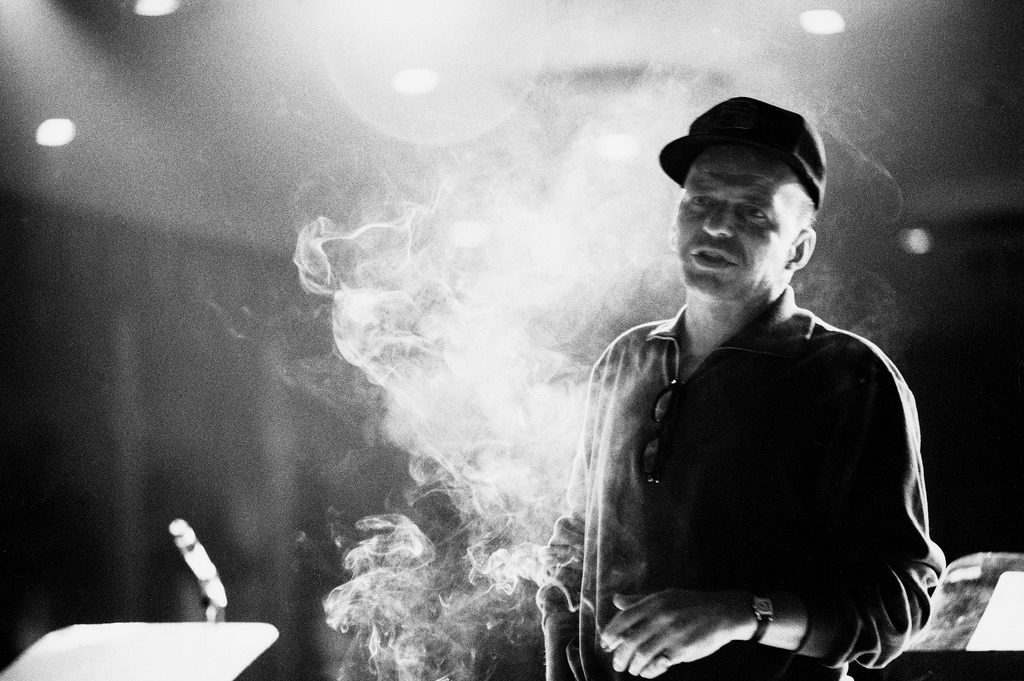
[674,145,816,306]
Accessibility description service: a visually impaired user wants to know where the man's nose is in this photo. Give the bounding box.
[701,205,734,237]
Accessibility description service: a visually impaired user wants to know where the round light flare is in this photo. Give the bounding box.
[35,118,77,147]
[898,227,934,255]
[594,133,640,161]
[391,68,441,96]
[448,220,491,249]
[799,9,846,35]
[316,0,547,145]
[134,0,181,16]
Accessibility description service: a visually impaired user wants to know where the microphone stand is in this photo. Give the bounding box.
[169,519,228,623]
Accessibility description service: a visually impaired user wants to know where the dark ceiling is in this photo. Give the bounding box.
[1,0,1022,251]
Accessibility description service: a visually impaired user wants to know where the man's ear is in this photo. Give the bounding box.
[787,228,816,271]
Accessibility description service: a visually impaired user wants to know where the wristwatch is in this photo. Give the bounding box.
[750,595,774,643]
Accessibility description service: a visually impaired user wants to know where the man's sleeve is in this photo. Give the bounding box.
[796,351,946,668]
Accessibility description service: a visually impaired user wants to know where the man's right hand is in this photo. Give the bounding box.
[600,590,756,679]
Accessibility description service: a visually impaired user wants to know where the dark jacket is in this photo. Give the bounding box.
[538,287,945,681]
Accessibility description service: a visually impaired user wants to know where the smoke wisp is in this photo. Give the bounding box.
[290,70,914,680]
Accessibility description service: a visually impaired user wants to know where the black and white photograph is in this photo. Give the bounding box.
[2,2,1023,681]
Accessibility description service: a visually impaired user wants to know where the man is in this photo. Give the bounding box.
[538,97,945,681]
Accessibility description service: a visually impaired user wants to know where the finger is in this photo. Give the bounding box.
[628,624,686,677]
[610,618,669,675]
[600,637,619,653]
[628,633,676,677]
[611,636,642,674]
[598,610,638,647]
[601,595,651,645]
[629,609,730,675]
[608,622,654,674]
[639,654,672,679]
[613,592,646,610]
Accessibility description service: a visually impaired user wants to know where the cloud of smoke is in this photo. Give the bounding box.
[290,68,913,680]
[292,72,695,680]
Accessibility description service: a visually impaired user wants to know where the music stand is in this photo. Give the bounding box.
[884,552,1024,680]
[0,622,278,681]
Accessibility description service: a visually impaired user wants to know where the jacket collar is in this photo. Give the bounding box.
[646,287,817,358]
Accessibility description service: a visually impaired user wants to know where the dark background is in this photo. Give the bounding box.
[2,1,1023,680]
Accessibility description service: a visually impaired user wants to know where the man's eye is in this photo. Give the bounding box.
[689,195,713,207]
[743,206,769,222]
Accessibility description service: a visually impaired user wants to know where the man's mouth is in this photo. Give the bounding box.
[691,247,739,268]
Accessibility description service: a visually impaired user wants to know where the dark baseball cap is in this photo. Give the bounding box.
[659,97,826,208]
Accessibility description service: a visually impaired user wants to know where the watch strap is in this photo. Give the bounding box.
[750,595,774,643]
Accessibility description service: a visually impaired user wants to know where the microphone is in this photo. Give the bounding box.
[169,518,228,622]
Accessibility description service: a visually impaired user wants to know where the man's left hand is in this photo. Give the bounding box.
[600,589,753,679]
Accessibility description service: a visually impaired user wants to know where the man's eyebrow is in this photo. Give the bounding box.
[691,170,776,189]
[706,170,772,185]
[687,174,775,203]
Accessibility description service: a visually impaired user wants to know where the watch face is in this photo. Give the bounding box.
[753,596,774,619]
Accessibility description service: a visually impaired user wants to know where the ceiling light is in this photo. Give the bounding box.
[36,118,77,147]
[898,227,933,255]
[391,68,441,96]
[134,0,181,17]
[799,9,846,35]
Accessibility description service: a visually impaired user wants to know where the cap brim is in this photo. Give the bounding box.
[659,134,820,207]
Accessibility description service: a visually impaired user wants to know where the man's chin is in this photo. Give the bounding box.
[681,271,760,305]
[682,268,733,292]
